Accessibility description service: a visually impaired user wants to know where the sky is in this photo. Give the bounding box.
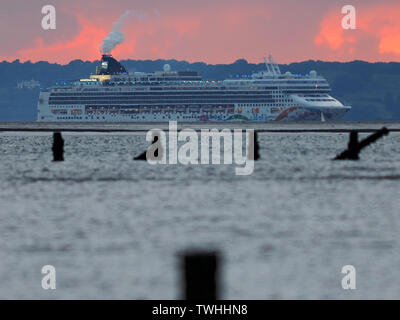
[1,0,400,64]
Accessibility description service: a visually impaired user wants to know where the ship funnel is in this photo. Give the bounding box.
[97,54,127,75]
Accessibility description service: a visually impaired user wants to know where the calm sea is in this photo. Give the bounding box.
[0,123,399,299]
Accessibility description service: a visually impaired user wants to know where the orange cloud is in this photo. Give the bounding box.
[0,1,273,64]
[315,11,345,50]
[16,16,107,63]
[4,1,400,64]
[379,25,400,54]
[315,4,400,59]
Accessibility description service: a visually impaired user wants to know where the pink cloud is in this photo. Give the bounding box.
[1,0,400,64]
[15,15,107,63]
[315,3,400,60]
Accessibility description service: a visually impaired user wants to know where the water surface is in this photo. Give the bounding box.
[0,128,399,299]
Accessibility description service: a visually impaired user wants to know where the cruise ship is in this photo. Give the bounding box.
[37,54,351,122]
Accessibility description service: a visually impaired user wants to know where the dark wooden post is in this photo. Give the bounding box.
[182,251,220,300]
[52,132,64,161]
[254,131,260,160]
[248,130,260,161]
[134,134,162,161]
[333,127,389,160]
[346,130,359,160]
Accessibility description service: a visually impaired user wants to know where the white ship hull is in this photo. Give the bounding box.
[38,101,350,122]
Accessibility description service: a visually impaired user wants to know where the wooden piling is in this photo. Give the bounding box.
[133,134,162,161]
[182,251,220,300]
[248,130,260,161]
[334,127,389,160]
[52,132,64,161]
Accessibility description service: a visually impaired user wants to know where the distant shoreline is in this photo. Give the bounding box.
[0,122,399,133]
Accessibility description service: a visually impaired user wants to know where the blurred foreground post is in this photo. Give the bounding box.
[133,134,162,161]
[182,251,220,300]
[248,130,260,161]
[52,132,64,161]
[333,127,389,160]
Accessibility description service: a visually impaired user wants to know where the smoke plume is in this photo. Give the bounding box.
[101,11,131,54]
